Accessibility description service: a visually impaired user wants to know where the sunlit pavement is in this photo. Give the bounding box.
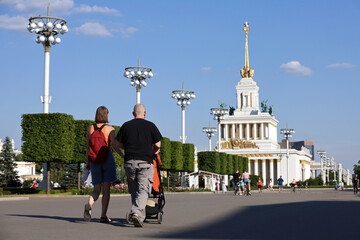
[1,189,359,240]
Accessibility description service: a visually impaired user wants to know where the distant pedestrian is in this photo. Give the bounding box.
[268,178,274,192]
[242,170,251,194]
[239,177,245,195]
[291,179,297,192]
[339,181,344,190]
[233,170,240,195]
[221,177,227,193]
[215,178,220,194]
[278,176,284,192]
[353,174,359,195]
[334,181,338,191]
[298,180,302,192]
[257,177,263,193]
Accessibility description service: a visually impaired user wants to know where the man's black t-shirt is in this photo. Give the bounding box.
[233,173,240,183]
[116,118,162,163]
[353,176,359,186]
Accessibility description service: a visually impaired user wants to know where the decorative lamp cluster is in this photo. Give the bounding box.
[210,107,228,121]
[280,128,295,139]
[28,16,67,46]
[202,127,217,137]
[172,90,196,107]
[124,66,153,88]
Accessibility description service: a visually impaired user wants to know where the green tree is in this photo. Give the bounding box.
[171,141,183,171]
[0,137,20,187]
[22,113,75,194]
[62,163,79,188]
[182,143,195,172]
[198,151,219,173]
[353,160,360,176]
[227,154,234,174]
[220,152,228,175]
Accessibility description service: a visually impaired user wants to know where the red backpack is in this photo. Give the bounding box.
[88,124,109,164]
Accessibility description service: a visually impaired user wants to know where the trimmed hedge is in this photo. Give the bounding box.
[22,113,75,163]
[227,154,234,174]
[183,143,195,172]
[220,152,228,175]
[73,120,95,164]
[160,137,171,170]
[170,141,183,171]
[198,151,220,173]
[111,125,123,166]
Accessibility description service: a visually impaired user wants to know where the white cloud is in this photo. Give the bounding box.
[74,22,112,37]
[115,26,138,39]
[280,61,312,76]
[0,15,28,31]
[327,63,356,69]
[74,5,121,15]
[201,66,212,71]
[0,0,74,12]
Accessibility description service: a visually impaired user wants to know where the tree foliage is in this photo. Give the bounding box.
[353,160,360,176]
[198,151,220,173]
[171,141,183,171]
[22,113,75,163]
[73,120,95,164]
[220,152,228,175]
[159,137,171,170]
[0,137,20,187]
[227,154,234,174]
[182,143,195,172]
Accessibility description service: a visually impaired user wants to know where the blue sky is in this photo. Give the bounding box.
[0,0,359,171]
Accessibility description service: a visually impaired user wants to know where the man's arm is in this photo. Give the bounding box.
[153,140,161,154]
[109,130,124,158]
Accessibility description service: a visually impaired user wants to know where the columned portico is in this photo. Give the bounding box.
[260,123,264,140]
[246,123,250,140]
[262,160,266,183]
[254,160,259,175]
[270,159,274,182]
[277,159,281,180]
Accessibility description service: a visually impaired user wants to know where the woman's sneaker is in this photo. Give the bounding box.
[84,203,91,222]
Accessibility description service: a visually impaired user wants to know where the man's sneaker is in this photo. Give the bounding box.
[132,214,143,227]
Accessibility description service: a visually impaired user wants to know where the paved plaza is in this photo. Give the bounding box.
[0,189,359,240]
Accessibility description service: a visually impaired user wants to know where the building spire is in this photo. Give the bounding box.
[240,22,254,78]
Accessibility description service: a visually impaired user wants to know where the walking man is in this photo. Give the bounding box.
[353,173,359,195]
[115,104,162,227]
[278,176,284,192]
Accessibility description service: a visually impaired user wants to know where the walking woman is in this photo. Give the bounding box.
[84,106,123,223]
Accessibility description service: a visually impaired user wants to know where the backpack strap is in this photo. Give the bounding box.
[93,124,107,131]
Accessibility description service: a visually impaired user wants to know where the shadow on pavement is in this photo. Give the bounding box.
[7,214,130,227]
[158,201,360,240]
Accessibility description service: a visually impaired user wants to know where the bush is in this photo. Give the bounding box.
[171,141,183,171]
[227,154,234,174]
[220,152,228,175]
[22,180,33,188]
[198,151,220,173]
[305,176,324,186]
[160,137,171,170]
[250,175,261,187]
[22,113,75,163]
[3,187,40,194]
[183,143,195,172]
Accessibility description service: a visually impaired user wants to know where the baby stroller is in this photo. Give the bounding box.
[126,154,165,224]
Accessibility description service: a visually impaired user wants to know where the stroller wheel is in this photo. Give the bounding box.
[125,212,132,224]
[157,212,163,224]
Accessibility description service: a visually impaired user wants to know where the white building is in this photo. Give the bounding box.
[216,23,312,186]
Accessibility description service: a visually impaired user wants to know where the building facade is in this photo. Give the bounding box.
[217,23,312,185]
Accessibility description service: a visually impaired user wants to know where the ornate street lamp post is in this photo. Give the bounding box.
[202,127,217,151]
[280,127,295,186]
[27,4,68,194]
[210,107,228,152]
[123,58,153,104]
[317,150,326,185]
[171,84,195,143]
[27,4,68,113]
